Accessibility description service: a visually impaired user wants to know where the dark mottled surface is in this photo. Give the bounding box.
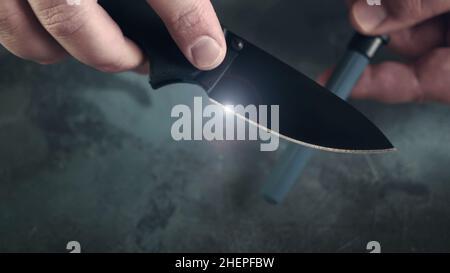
[1,0,450,253]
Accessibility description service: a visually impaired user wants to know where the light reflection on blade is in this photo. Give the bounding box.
[208,98,396,154]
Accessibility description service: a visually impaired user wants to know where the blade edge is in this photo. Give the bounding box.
[209,98,395,154]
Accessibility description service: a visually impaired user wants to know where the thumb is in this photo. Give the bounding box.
[349,0,450,34]
[147,0,226,70]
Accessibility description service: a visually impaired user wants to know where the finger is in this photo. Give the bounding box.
[318,63,421,103]
[351,62,422,103]
[0,0,66,64]
[147,0,226,70]
[316,67,334,87]
[388,16,447,58]
[351,48,450,103]
[28,0,145,72]
[349,0,450,35]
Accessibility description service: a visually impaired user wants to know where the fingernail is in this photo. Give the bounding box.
[353,2,387,32]
[190,36,223,70]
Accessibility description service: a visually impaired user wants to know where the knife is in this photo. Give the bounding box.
[98,0,394,153]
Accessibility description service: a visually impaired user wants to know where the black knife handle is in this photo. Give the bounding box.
[98,0,202,89]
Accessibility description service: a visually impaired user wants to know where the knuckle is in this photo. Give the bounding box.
[0,10,22,38]
[169,1,206,34]
[391,0,424,19]
[33,2,88,38]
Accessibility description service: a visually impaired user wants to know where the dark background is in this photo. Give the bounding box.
[0,0,450,252]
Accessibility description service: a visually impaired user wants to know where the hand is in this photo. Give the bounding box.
[323,0,450,103]
[0,0,226,73]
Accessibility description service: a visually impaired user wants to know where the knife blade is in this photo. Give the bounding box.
[262,34,392,204]
[98,0,394,153]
